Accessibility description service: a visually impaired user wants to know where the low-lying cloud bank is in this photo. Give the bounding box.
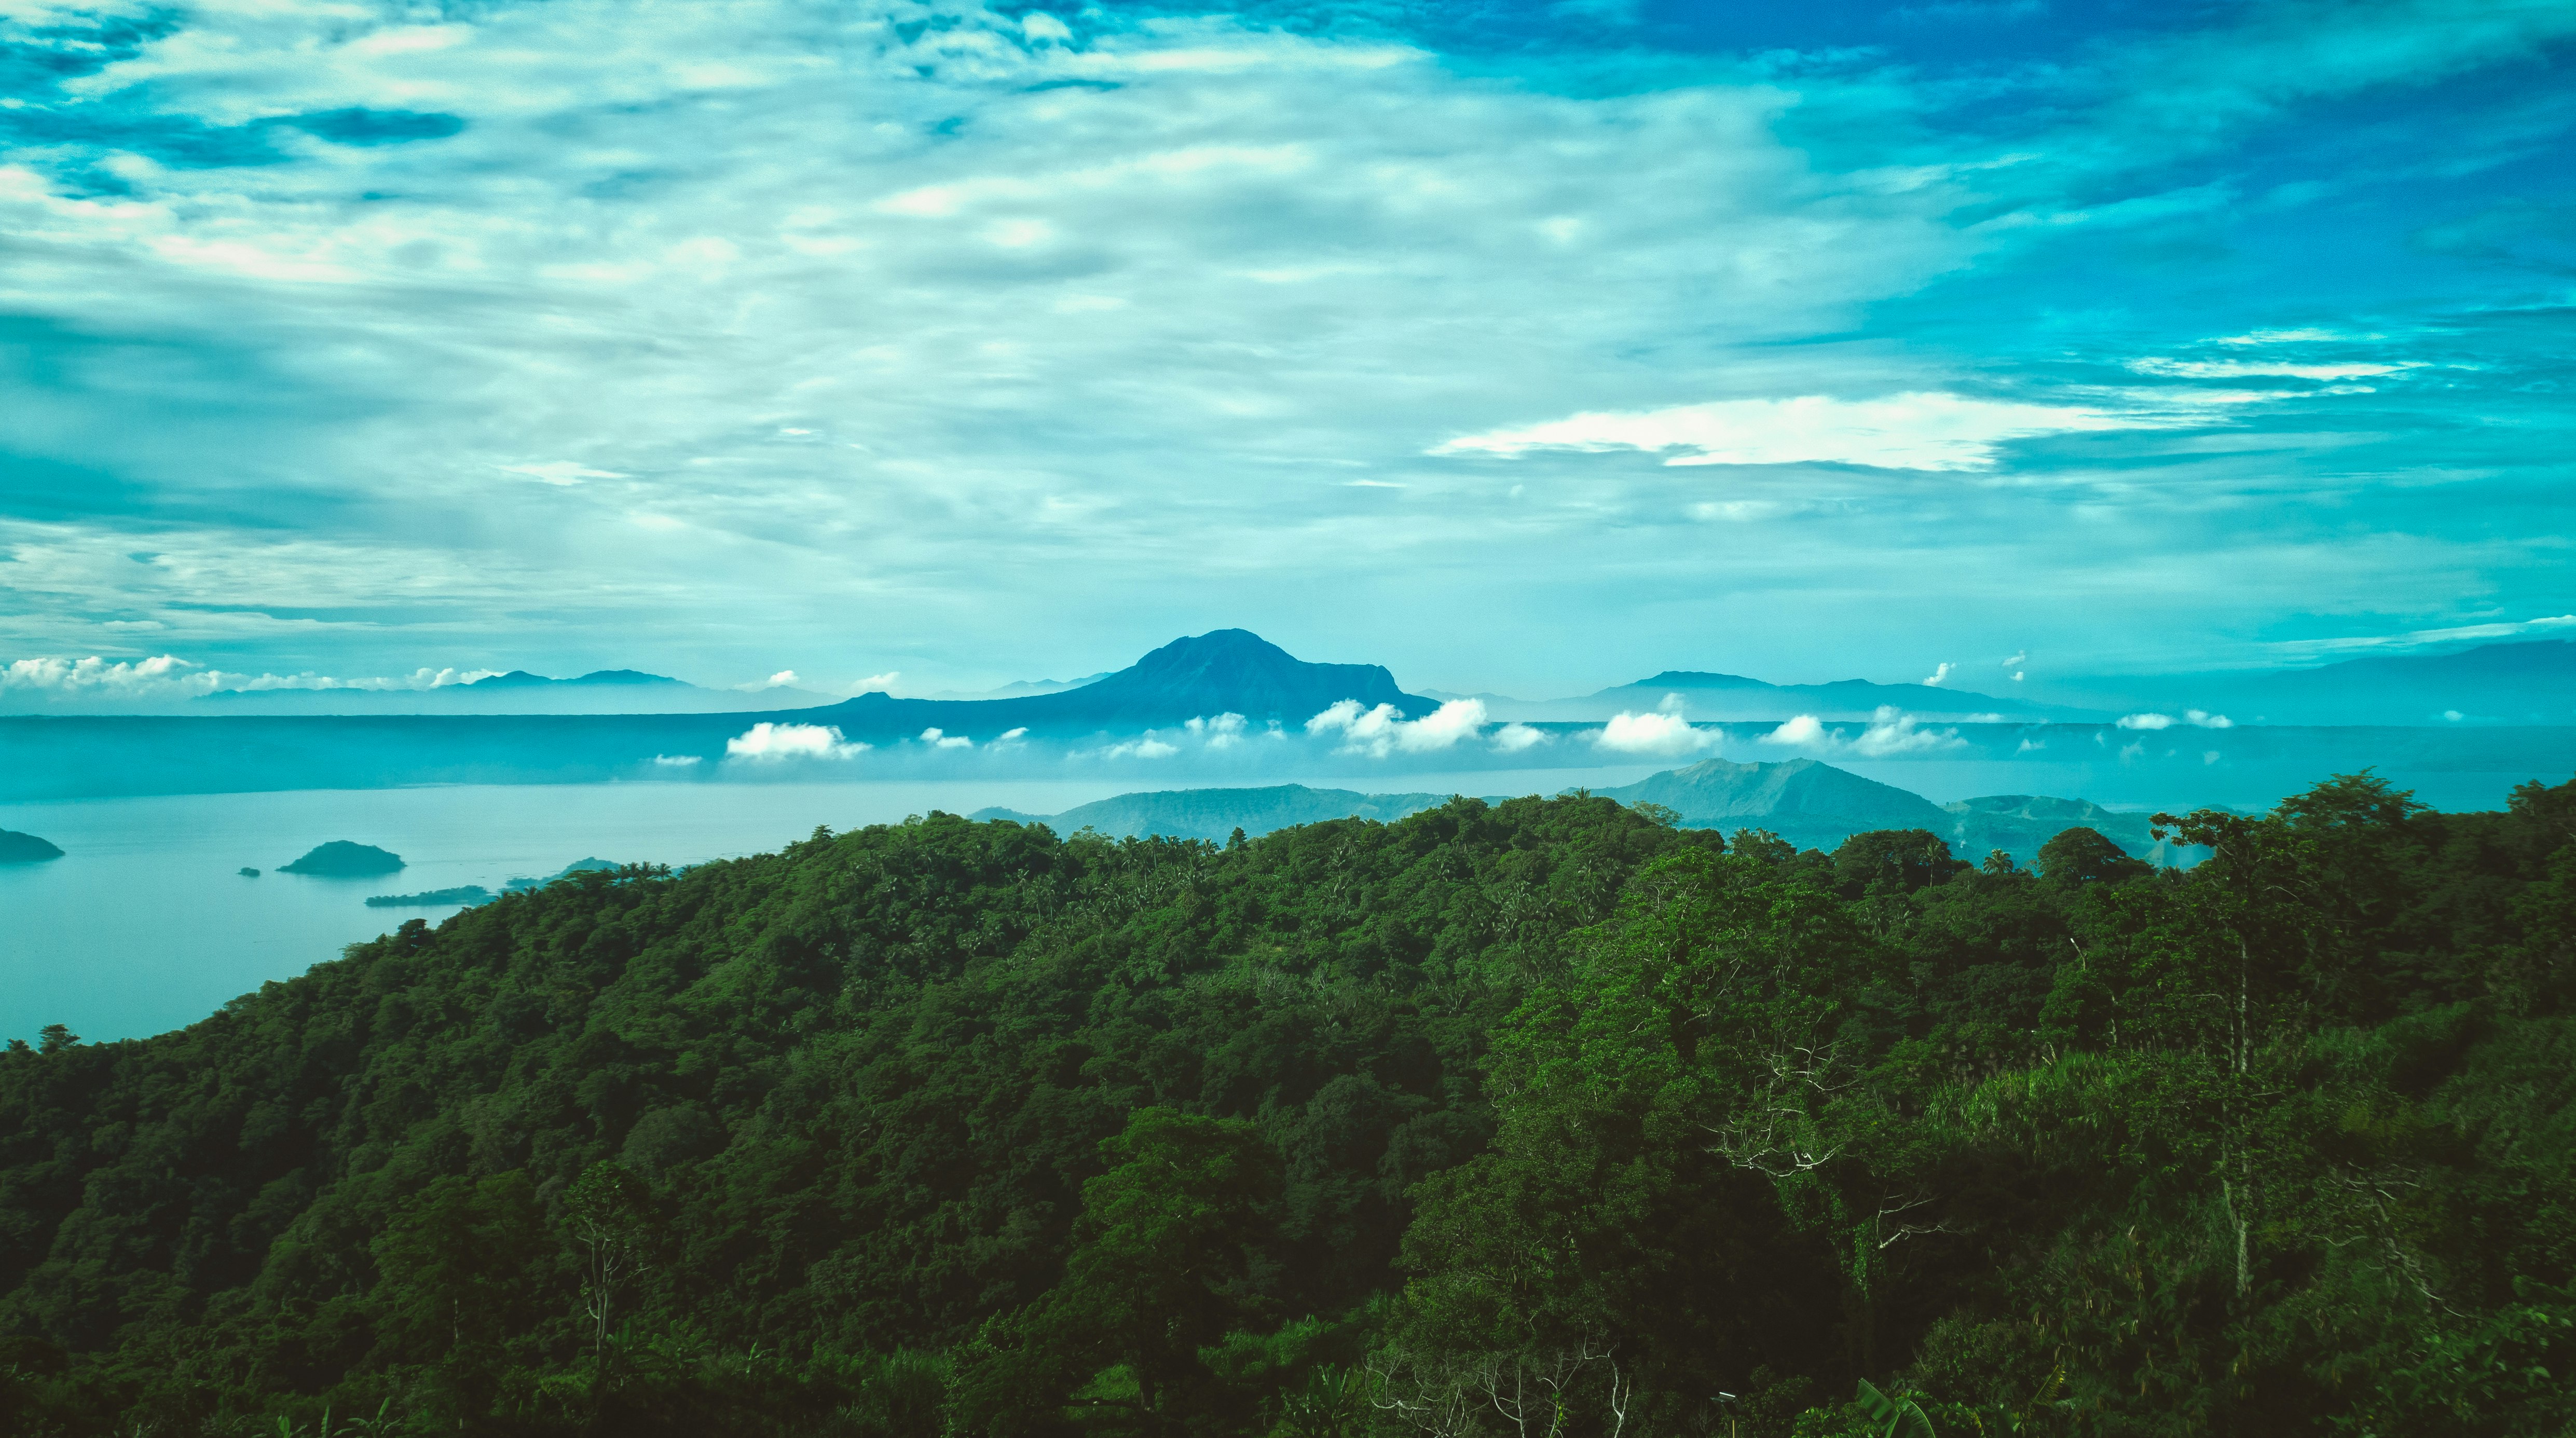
[1592,707,1716,758]
[725,722,868,762]
[1306,698,1552,759]
[2,654,501,707]
[2118,710,2235,730]
[1761,707,1967,758]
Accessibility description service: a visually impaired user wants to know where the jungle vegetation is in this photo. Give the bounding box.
[3,773,2573,1436]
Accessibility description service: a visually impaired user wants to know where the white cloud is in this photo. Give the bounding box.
[3,654,217,697]
[651,753,702,767]
[2127,357,2415,381]
[2257,614,2576,664]
[0,0,2015,670]
[500,461,626,486]
[1849,708,1965,757]
[851,672,901,694]
[1594,708,1716,757]
[919,727,974,749]
[2118,710,2231,731]
[1432,393,2130,472]
[1097,736,1180,760]
[0,0,2564,684]
[1763,715,1829,747]
[2214,328,2362,346]
[724,721,867,760]
[768,670,800,687]
[1688,499,1800,523]
[1761,706,1963,756]
[1491,722,1550,754]
[1306,697,1489,757]
[0,653,506,706]
[1185,712,1249,748]
[1924,662,1953,686]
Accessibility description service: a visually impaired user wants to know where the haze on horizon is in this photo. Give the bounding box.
[2,0,2570,704]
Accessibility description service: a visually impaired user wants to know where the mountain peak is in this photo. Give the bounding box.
[1634,670,1769,690]
[565,669,688,688]
[1072,629,1433,723]
[815,629,1434,733]
[469,668,690,690]
[1605,756,1944,823]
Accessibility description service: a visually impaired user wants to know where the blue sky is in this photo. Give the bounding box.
[0,0,2568,705]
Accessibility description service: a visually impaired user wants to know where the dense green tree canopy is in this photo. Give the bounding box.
[2,776,2572,1435]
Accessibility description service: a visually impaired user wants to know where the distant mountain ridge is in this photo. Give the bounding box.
[2022,638,2576,727]
[925,673,1113,701]
[973,784,1453,841]
[466,669,688,690]
[975,759,2185,865]
[1599,757,1942,827]
[43,628,2576,727]
[1595,757,2172,861]
[1474,670,2091,723]
[2222,639,2576,725]
[0,828,64,862]
[813,629,1436,738]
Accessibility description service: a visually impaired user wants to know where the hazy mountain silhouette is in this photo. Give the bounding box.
[1599,757,1948,827]
[467,669,687,690]
[2217,640,2576,724]
[1469,670,2090,722]
[967,758,2181,865]
[2029,639,2576,726]
[0,829,65,862]
[818,629,1435,737]
[974,783,1452,841]
[1595,757,2173,862]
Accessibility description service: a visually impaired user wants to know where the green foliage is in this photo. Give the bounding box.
[3,776,2576,1435]
[1853,1378,1934,1438]
[2034,827,2153,886]
[951,1107,1284,1432]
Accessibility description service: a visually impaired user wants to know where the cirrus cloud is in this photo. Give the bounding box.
[1431,393,2133,472]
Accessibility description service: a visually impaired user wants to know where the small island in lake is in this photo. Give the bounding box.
[501,857,623,892]
[239,867,260,877]
[278,841,405,877]
[365,885,492,909]
[0,829,65,863]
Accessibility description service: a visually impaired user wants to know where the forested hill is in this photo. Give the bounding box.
[4,778,2575,1436]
